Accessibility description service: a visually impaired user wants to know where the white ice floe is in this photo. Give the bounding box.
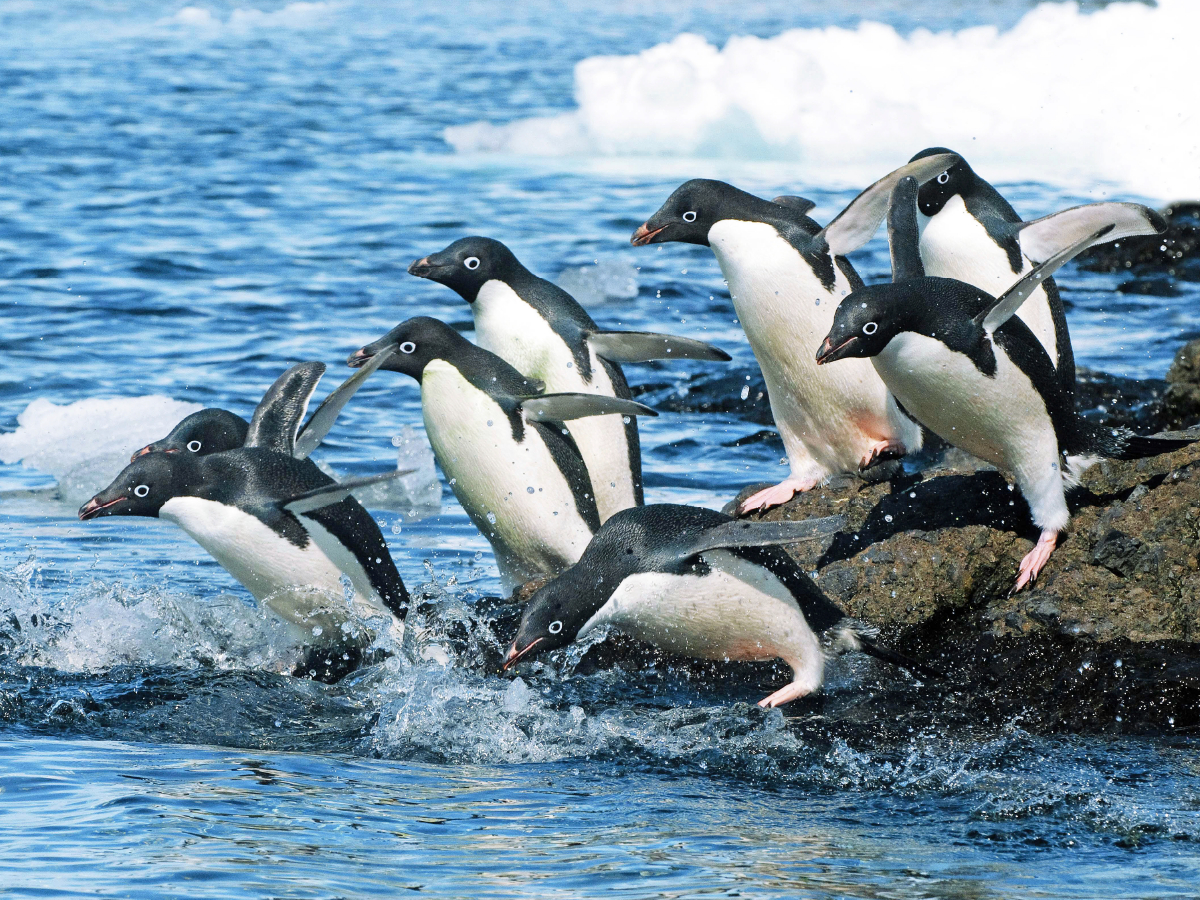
[446,0,1198,201]
[341,424,442,519]
[556,259,640,306]
[167,2,333,31]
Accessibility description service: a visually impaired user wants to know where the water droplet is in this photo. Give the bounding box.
[486,512,496,524]
[909,492,916,499]
[623,416,631,424]
[1115,658,1123,668]
[312,626,323,636]
[391,524,401,535]
[526,486,535,494]
[486,420,493,427]
[449,478,456,485]
[740,385,750,400]
[884,514,893,523]
[566,361,573,368]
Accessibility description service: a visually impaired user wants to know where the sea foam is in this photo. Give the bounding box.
[446,0,1197,201]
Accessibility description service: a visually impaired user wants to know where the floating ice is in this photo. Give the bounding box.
[446,0,1199,201]
[556,259,639,306]
[0,395,202,507]
[167,3,332,31]
[350,425,441,518]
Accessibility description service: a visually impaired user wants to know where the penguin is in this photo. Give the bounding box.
[834,148,1167,393]
[502,504,940,707]
[348,316,658,593]
[80,448,410,653]
[631,153,960,514]
[408,236,730,522]
[815,177,1195,592]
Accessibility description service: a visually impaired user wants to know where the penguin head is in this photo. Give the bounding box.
[908,147,973,217]
[633,179,759,247]
[79,453,195,521]
[408,236,523,303]
[816,285,911,364]
[348,316,469,381]
[132,408,249,461]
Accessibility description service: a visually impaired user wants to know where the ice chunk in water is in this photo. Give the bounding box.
[556,260,639,306]
[0,396,202,507]
[351,425,441,519]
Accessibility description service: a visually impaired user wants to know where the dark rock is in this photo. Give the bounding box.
[1164,338,1200,429]
[1078,201,1200,282]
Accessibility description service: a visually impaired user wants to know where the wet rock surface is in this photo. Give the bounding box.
[1078,201,1200,287]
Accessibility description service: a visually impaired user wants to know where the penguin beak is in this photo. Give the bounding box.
[501,638,542,672]
[79,495,125,521]
[408,256,446,279]
[815,335,859,365]
[131,445,152,461]
[631,222,667,246]
[347,347,374,368]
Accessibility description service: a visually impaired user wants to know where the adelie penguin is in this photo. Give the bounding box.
[349,316,658,593]
[632,153,961,514]
[834,147,1167,393]
[503,504,941,707]
[408,236,729,522]
[816,177,1196,592]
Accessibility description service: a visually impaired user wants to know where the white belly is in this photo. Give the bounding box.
[918,195,1058,365]
[473,279,638,522]
[709,220,920,479]
[873,333,1069,532]
[420,360,596,592]
[579,550,825,692]
[299,515,403,640]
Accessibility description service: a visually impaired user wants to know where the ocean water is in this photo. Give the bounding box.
[1,1,1198,897]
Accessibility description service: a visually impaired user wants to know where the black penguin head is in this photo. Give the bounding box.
[908,147,974,217]
[408,236,523,303]
[132,408,249,461]
[816,285,911,364]
[347,316,469,381]
[633,179,762,247]
[79,453,197,521]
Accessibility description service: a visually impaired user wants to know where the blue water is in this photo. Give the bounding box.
[1,2,1198,897]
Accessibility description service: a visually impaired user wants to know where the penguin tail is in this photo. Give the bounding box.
[1082,423,1198,461]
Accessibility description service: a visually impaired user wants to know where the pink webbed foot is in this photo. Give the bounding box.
[738,477,820,515]
[757,681,815,708]
[860,440,907,471]
[1013,530,1058,594]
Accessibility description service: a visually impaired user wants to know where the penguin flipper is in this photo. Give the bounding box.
[246,362,326,455]
[887,176,925,282]
[973,226,1113,335]
[1017,202,1166,264]
[818,152,961,256]
[680,516,846,558]
[857,635,947,680]
[295,346,396,459]
[520,393,658,423]
[771,195,817,215]
[281,469,414,514]
[586,330,731,363]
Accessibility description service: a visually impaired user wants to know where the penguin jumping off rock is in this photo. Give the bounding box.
[816,177,1195,592]
[503,504,940,707]
[631,154,960,514]
[409,236,730,522]
[348,316,658,593]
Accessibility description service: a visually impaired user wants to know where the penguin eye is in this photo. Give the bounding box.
[863,322,878,335]
[682,211,697,223]
[463,256,480,270]
[399,341,417,354]
[936,171,950,185]
[187,440,202,453]
[134,485,150,498]
[548,620,563,635]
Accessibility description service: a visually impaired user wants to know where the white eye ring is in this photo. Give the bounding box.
[464,256,480,270]
[682,211,697,223]
[187,440,202,453]
[134,485,150,498]
[937,171,950,185]
[399,341,416,354]
[548,620,563,634]
[863,322,878,335]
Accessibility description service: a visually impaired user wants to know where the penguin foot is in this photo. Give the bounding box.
[738,478,817,515]
[757,682,814,708]
[1012,530,1058,593]
[860,440,906,471]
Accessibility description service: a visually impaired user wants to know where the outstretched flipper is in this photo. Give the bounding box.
[282,469,414,514]
[674,516,846,559]
[520,393,658,423]
[586,330,731,363]
[295,346,397,459]
[818,152,961,256]
[887,176,925,282]
[1017,202,1166,264]
[771,195,817,215]
[974,226,1113,335]
[245,362,326,456]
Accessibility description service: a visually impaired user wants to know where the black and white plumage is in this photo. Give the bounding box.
[348,316,658,593]
[80,448,410,652]
[816,177,1195,592]
[631,154,959,514]
[409,236,729,522]
[503,504,938,707]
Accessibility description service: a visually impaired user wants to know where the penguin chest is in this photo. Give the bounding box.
[918,196,1058,364]
[419,361,594,572]
[580,551,821,670]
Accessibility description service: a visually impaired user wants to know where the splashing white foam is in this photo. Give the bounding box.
[445,0,1197,201]
[0,396,202,506]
